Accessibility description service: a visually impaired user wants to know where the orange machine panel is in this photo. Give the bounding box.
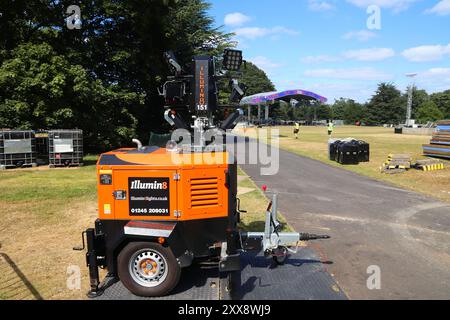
[178,167,228,221]
[97,148,231,222]
[112,169,178,221]
[98,169,115,220]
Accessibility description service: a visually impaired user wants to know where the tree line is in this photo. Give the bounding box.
[0,0,274,152]
[274,83,450,125]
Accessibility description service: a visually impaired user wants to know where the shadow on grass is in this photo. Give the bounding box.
[0,252,43,300]
[82,155,99,167]
[239,220,265,232]
[239,220,291,233]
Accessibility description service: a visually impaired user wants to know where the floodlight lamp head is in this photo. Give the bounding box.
[164,51,182,74]
[222,49,243,71]
[229,79,248,103]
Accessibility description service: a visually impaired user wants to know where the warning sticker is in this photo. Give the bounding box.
[128,178,170,216]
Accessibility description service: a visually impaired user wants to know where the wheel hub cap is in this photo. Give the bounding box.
[129,249,168,288]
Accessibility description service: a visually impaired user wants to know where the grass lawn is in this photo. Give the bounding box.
[0,156,98,300]
[0,157,279,300]
[240,125,450,203]
[237,167,291,233]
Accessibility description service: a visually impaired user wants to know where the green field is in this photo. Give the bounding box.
[3,126,441,300]
[0,157,276,300]
[240,125,450,203]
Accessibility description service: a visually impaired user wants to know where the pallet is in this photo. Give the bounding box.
[387,154,412,161]
[424,120,450,159]
[382,153,413,173]
[423,144,450,157]
[437,120,450,126]
[380,167,406,174]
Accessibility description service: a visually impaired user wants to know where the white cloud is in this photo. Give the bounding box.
[224,12,251,27]
[343,30,377,42]
[412,68,450,93]
[233,27,267,39]
[425,0,450,16]
[301,55,341,63]
[249,56,283,72]
[304,67,393,81]
[421,68,450,81]
[233,26,299,39]
[308,0,336,11]
[402,44,450,62]
[343,48,395,61]
[346,0,419,12]
[307,82,376,102]
[301,48,393,63]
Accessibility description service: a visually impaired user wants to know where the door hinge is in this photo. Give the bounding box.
[113,190,127,200]
[174,210,182,218]
[173,173,181,181]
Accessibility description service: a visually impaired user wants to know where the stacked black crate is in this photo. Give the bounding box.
[336,140,360,165]
[357,140,370,162]
[328,139,340,161]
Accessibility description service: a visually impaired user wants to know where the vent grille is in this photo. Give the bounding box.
[190,177,219,208]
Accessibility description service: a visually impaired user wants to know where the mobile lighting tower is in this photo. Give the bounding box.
[405,73,418,127]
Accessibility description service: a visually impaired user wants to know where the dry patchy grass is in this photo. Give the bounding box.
[240,125,450,203]
[0,157,98,300]
[237,170,291,232]
[0,158,277,300]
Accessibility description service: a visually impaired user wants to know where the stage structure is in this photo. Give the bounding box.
[240,89,327,124]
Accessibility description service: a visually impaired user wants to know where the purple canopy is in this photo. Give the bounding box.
[240,89,327,105]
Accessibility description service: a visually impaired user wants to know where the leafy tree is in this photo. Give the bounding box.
[343,100,366,124]
[410,88,429,119]
[366,83,404,125]
[330,98,365,124]
[289,102,331,122]
[0,0,234,150]
[239,62,276,96]
[416,101,444,123]
[218,61,275,122]
[331,99,346,120]
[0,43,140,151]
[401,87,429,119]
[218,62,275,104]
[430,90,450,118]
[274,101,294,120]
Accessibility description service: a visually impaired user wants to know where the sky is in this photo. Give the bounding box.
[207,0,450,103]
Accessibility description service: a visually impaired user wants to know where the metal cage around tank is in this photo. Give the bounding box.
[48,129,83,167]
[35,130,50,165]
[0,130,37,169]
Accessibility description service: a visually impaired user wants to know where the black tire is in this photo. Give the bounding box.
[117,241,181,297]
[272,246,288,265]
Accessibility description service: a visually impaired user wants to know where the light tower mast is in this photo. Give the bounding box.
[405,73,418,126]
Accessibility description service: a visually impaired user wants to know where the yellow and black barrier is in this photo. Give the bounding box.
[420,163,445,171]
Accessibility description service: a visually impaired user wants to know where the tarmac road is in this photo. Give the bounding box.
[240,146,450,299]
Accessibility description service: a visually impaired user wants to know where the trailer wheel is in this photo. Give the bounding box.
[273,246,288,265]
[117,242,181,297]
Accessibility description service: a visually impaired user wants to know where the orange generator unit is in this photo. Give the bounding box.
[75,50,328,298]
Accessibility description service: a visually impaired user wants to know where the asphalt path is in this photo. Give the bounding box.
[240,146,450,299]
